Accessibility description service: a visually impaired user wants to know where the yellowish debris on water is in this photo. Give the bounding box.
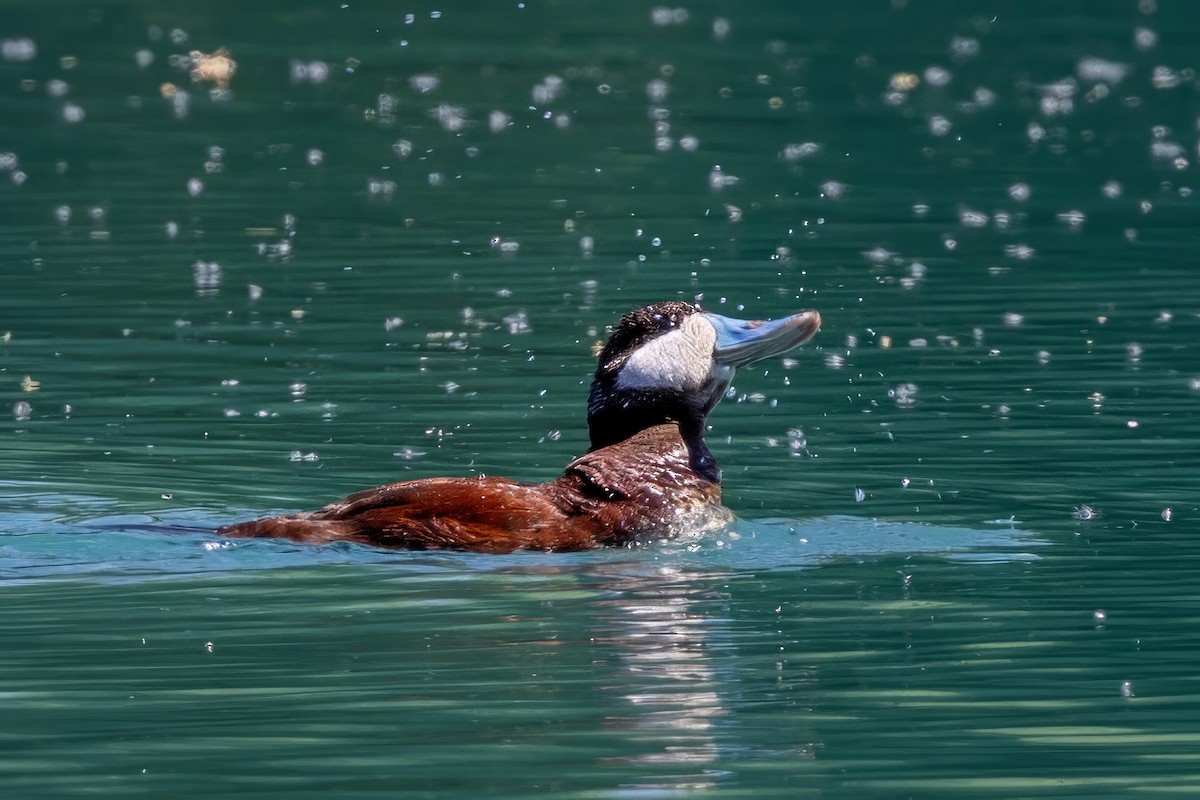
[21,375,41,392]
[189,47,237,89]
[889,72,920,92]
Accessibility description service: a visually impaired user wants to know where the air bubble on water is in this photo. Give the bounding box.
[820,180,846,199]
[1121,681,1135,699]
[781,142,820,161]
[409,74,440,94]
[1004,243,1035,261]
[1038,78,1077,116]
[1008,182,1031,202]
[713,17,731,39]
[950,36,980,61]
[1,38,37,62]
[503,310,531,335]
[863,246,896,265]
[580,235,595,257]
[824,353,845,370]
[854,487,866,503]
[1151,65,1180,90]
[187,177,204,197]
[708,165,739,191]
[679,134,700,152]
[432,104,466,132]
[62,103,85,124]
[1077,57,1128,85]
[533,74,565,105]
[289,451,319,462]
[889,383,919,407]
[958,207,988,228]
[192,260,221,294]
[1072,504,1101,520]
[304,148,324,167]
[786,427,806,454]
[171,89,190,119]
[969,87,997,109]
[928,115,952,136]
[1134,27,1158,51]
[367,178,397,199]
[12,401,32,421]
[289,60,329,85]
[646,78,669,103]
[54,205,71,225]
[289,383,307,399]
[650,6,688,26]
[924,65,952,87]
[384,316,404,332]
[1056,209,1086,229]
[488,110,510,134]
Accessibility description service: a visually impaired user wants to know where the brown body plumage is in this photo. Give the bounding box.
[218,425,726,552]
[217,302,820,553]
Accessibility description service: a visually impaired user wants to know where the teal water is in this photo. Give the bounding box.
[3,2,1200,797]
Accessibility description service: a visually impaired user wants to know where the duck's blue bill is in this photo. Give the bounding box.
[702,310,821,367]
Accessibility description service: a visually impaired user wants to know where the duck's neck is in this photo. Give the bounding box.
[586,389,721,484]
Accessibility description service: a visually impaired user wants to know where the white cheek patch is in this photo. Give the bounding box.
[616,315,717,392]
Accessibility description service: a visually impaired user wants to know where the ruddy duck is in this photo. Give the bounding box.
[217,301,820,552]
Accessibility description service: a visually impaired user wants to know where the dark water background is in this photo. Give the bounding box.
[3,1,1200,796]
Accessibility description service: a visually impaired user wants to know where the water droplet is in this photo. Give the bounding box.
[889,383,919,407]
[409,73,440,94]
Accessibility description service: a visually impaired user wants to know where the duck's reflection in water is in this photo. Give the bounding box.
[593,564,732,788]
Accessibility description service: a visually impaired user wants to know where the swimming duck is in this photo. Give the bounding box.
[217,301,820,552]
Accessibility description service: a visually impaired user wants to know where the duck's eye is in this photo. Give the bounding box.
[652,312,677,330]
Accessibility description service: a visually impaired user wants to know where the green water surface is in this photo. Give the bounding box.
[2,1,1199,797]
